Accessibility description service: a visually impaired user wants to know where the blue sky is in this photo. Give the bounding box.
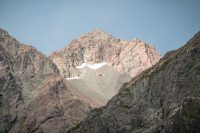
[0,0,200,56]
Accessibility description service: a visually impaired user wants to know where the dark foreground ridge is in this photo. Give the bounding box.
[68,31,200,133]
[0,28,91,133]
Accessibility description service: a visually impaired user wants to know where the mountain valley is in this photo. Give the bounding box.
[0,28,200,133]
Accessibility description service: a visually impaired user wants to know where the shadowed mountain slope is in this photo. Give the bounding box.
[68,31,200,133]
[0,28,91,133]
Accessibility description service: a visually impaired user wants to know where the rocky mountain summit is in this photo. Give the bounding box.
[0,28,91,133]
[50,29,160,78]
[68,31,200,133]
[50,30,160,107]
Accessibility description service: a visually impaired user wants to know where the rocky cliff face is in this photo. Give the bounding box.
[49,30,160,108]
[49,30,160,78]
[0,28,91,133]
[68,32,200,133]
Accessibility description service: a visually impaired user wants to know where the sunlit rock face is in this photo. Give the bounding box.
[49,29,160,78]
[0,28,91,133]
[50,30,161,107]
[68,31,200,133]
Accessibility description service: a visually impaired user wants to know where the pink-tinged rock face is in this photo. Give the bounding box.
[50,29,161,78]
[49,30,160,109]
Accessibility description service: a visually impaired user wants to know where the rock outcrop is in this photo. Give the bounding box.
[68,32,200,133]
[50,30,160,107]
[0,28,91,133]
[49,29,160,78]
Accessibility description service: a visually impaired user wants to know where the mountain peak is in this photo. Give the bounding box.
[81,29,110,39]
[50,30,160,78]
[90,29,108,35]
[0,28,8,36]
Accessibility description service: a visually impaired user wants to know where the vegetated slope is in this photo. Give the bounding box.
[50,30,160,107]
[68,31,200,133]
[0,28,91,133]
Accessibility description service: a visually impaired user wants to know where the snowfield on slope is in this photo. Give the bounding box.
[66,76,80,80]
[76,62,107,70]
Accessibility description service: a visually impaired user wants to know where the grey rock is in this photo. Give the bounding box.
[68,31,200,133]
[0,29,91,133]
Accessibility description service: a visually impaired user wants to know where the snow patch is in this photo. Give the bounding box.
[87,62,107,70]
[76,62,106,70]
[76,63,86,69]
[66,76,80,80]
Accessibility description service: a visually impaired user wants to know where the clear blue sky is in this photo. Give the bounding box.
[0,0,200,56]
